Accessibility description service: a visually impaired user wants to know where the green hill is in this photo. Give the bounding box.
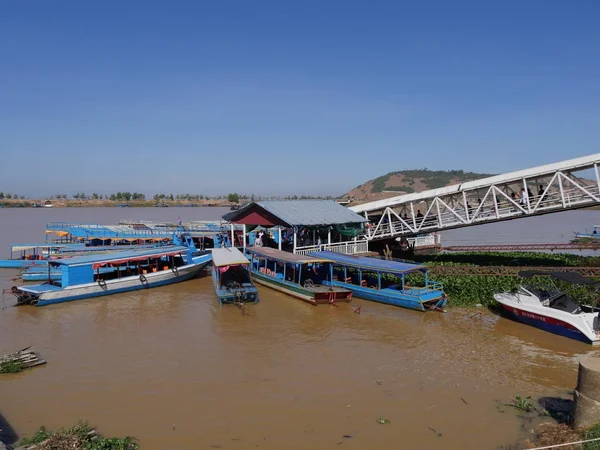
[346,169,495,199]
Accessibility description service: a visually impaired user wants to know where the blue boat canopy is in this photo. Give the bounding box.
[49,245,189,267]
[309,251,427,274]
[246,247,333,264]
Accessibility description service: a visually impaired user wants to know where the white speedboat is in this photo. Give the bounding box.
[494,271,600,345]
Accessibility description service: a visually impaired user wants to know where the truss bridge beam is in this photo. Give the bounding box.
[350,154,600,241]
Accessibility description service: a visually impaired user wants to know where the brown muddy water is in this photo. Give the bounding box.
[1,208,599,449]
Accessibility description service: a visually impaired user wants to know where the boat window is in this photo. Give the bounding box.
[523,284,560,300]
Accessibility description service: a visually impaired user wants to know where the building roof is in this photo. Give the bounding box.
[211,247,250,267]
[309,251,427,274]
[246,247,333,264]
[223,200,367,227]
[49,245,189,267]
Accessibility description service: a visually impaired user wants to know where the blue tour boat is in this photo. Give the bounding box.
[309,251,447,312]
[11,243,212,307]
[211,247,258,305]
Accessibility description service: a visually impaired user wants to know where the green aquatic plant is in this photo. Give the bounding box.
[0,360,25,373]
[18,425,52,446]
[506,395,535,413]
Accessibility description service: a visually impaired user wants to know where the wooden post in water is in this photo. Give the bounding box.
[572,356,600,428]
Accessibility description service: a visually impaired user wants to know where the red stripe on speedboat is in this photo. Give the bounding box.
[501,304,579,330]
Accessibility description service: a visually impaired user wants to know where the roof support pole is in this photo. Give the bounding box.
[242,224,247,251]
[293,227,297,254]
[230,223,235,248]
[462,191,470,223]
[278,227,282,251]
[595,164,600,195]
[327,227,331,246]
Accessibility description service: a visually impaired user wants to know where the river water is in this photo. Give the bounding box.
[0,208,599,449]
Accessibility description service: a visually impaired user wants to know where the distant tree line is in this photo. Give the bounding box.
[1,191,344,203]
[0,192,26,200]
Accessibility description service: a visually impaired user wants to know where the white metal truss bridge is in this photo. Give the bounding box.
[349,153,600,242]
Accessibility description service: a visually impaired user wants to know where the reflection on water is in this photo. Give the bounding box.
[0,208,598,449]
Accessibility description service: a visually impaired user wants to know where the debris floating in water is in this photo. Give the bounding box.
[0,346,46,373]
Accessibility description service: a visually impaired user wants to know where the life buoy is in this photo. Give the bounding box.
[139,274,147,283]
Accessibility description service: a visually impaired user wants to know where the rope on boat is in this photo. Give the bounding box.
[527,436,600,449]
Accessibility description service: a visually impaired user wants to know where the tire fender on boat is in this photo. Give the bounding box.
[97,279,107,289]
[139,274,147,283]
[171,266,179,275]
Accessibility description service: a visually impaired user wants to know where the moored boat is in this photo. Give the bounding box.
[11,244,212,307]
[493,270,600,344]
[572,226,600,242]
[245,247,352,305]
[211,247,258,305]
[310,251,447,312]
[0,244,68,268]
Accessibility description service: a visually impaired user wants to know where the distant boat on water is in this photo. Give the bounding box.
[43,200,53,208]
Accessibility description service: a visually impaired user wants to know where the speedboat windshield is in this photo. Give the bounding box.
[523,284,561,301]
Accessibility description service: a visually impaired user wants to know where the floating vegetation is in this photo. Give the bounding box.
[0,359,25,373]
[506,395,536,413]
[18,421,138,449]
[376,417,390,424]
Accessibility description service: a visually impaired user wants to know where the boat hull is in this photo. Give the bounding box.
[251,270,352,305]
[326,281,446,311]
[20,260,210,307]
[211,267,259,305]
[498,303,596,344]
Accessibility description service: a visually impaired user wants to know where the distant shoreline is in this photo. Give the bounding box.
[0,199,234,208]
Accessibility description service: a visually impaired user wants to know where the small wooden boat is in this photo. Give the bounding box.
[11,244,212,307]
[494,270,600,344]
[309,251,447,312]
[245,247,352,305]
[211,247,258,305]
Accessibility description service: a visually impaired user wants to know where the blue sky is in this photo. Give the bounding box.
[1,0,599,197]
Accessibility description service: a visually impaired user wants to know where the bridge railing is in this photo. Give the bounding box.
[365,179,600,241]
[295,240,369,256]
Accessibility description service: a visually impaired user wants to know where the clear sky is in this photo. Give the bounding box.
[1,0,599,198]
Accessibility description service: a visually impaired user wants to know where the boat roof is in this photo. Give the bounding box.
[519,270,598,286]
[11,244,70,251]
[49,245,189,267]
[310,251,427,274]
[212,247,250,267]
[246,247,333,264]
